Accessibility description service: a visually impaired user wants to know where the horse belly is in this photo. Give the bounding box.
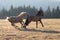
[30,17,39,21]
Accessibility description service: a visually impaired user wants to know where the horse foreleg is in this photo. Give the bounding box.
[36,21,38,28]
[22,21,24,25]
[39,19,44,27]
[20,21,23,28]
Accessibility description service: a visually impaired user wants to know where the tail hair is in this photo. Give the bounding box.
[6,17,9,20]
[4,17,9,21]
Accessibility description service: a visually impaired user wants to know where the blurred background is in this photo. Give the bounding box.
[0,0,60,19]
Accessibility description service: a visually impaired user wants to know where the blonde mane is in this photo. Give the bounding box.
[18,12,27,16]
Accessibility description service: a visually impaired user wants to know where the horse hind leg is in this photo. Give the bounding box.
[39,19,44,27]
[11,23,20,30]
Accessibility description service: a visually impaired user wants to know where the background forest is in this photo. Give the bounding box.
[0,5,60,19]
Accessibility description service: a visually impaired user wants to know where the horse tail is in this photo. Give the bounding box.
[6,17,10,20]
[6,17,9,20]
[4,17,9,21]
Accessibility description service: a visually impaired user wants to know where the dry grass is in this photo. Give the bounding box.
[0,19,60,40]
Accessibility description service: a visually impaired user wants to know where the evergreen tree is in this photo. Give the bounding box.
[46,6,51,18]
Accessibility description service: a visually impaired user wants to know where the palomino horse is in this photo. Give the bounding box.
[6,12,29,28]
[23,9,44,28]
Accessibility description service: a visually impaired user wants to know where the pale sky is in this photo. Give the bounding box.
[0,0,60,10]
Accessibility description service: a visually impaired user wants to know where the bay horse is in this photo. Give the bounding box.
[6,12,29,28]
[23,9,44,29]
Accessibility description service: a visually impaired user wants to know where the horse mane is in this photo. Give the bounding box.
[18,12,27,16]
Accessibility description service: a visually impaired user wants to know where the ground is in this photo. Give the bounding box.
[0,19,60,40]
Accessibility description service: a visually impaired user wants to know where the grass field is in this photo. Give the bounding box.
[0,19,60,40]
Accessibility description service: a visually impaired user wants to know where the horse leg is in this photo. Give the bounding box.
[11,22,20,30]
[11,23,15,26]
[39,19,44,27]
[22,21,24,25]
[11,22,21,30]
[19,22,23,27]
[11,23,18,29]
[25,18,31,26]
[23,18,31,29]
[36,21,38,28]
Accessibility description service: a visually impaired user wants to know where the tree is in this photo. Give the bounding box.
[52,8,55,18]
[46,6,51,18]
[9,5,14,16]
[0,8,8,18]
[53,6,60,18]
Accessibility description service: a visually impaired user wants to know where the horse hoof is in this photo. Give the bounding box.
[21,26,27,29]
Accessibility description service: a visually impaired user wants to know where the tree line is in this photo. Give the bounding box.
[0,5,60,19]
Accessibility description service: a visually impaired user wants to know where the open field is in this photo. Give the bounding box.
[0,19,60,40]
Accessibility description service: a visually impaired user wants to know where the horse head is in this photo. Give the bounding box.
[36,8,44,16]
